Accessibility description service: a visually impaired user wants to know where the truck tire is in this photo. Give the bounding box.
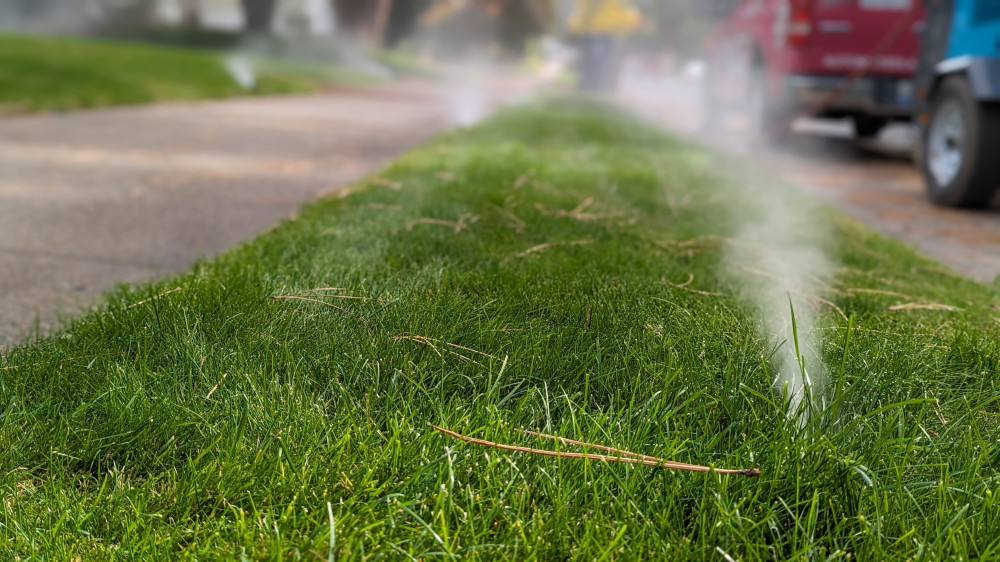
[922,76,1000,208]
[853,116,887,139]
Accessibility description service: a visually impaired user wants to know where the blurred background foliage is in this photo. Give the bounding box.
[0,0,732,64]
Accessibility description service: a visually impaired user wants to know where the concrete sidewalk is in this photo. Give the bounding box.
[0,82,484,346]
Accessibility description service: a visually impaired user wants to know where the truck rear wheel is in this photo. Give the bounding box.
[922,76,1000,208]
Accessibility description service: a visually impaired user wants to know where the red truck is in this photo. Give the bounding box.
[703,0,926,140]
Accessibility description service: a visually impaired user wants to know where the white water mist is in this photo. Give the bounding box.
[224,55,257,90]
[724,179,832,421]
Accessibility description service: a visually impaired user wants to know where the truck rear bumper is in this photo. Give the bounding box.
[784,75,917,118]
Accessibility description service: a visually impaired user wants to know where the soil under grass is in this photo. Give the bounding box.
[2,100,999,559]
[0,33,364,114]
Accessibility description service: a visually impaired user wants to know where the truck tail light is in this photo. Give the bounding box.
[787,0,814,46]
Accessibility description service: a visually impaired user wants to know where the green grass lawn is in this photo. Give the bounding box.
[0,33,368,114]
[2,100,1000,559]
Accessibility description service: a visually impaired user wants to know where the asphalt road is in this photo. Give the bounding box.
[0,82,477,346]
[621,71,1000,285]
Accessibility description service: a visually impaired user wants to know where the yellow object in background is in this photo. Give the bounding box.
[569,0,643,35]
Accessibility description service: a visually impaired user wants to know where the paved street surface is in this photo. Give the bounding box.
[620,70,1000,284]
[0,81,501,346]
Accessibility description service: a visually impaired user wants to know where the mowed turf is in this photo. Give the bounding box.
[2,100,999,559]
[0,33,350,114]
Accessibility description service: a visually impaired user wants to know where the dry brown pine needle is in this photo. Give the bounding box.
[516,239,594,258]
[888,303,963,312]
[393,334,498,367]
[429,424,760,477]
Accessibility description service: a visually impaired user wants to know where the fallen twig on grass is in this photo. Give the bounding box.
[429,424,760,477]
[360,203,403,211]
[810,295,850,323]
[516,239,593,258]
[205,373,228,399]
[512,170,535,189]
[663,275,721,297]
[272,295,350,313]
[271,294,368,323]
[127,287,183,309]
[489,203,526,233]
[407,214,478,234]
[658,235,771,257]
[656,235,725,251]
[393,334,498,367]
[289,287,372,301]
[535,198,622,222]
[888,303,963,312]
[370,177,403,191]
[844,288,916,300]
[520,429,663,465]
[282,287,389,304]
[817,326,939,338]
[394,334,442,358]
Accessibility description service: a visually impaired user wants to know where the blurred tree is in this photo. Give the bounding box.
[498,0,553,58]
[242,0,276,32]
[331,0,392,44]
[384,0,432,48]
[418,0,496,59]
[12,0,46,18]
[101,0,156,26]
[630,0,728,57]
[182,0,201,27]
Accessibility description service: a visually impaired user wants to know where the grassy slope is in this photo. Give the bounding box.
[2,101,999,559]
[0,33,361,114]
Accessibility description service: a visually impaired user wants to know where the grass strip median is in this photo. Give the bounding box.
[0,33,363,114]
[1,99,999,558]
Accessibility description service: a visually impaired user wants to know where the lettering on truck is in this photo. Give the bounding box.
[821,55,918,73]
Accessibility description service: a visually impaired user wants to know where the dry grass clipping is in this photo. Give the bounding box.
[888,303,963,312]
[393,334,499,367]
[360,203,403,211]
[407,214,479,234]
[663,274,721,297]
[126,287,183,309]
[490,202,526,233]
[512,170,535,189]
[516,239,594,258]
[535,197,622,222]
[272,288,374,322]
[370,177,403,191]
[844,288,916,300]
